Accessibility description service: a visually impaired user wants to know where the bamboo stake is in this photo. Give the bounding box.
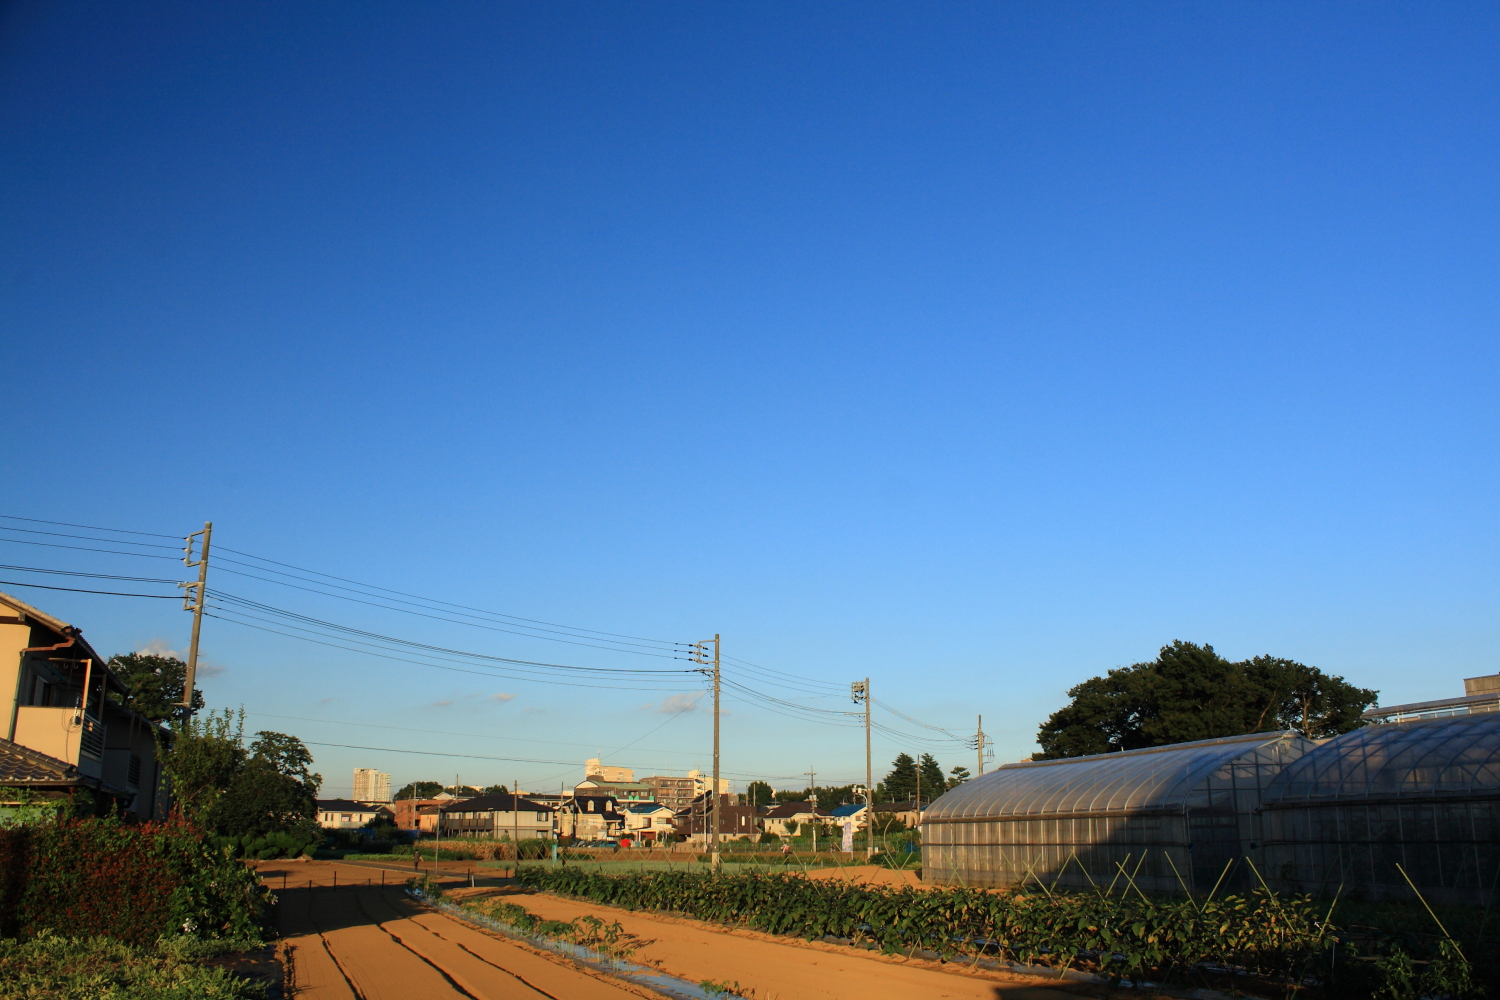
[1105,853,1132,897]
[1395,863,1467,962]
[1164,850,1198,912]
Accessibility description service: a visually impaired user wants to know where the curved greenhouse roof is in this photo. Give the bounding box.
[926,730,1312,821]
[1262,711,1500,805]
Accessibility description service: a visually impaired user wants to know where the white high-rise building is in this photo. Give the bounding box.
[353,768,391,803]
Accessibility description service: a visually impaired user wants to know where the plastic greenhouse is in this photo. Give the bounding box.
[922,731,1316,892]
[1259,712,1500,905]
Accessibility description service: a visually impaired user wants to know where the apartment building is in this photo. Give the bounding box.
[353,768,391,803]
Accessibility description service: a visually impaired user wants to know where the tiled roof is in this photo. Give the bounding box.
[316,799,390,812]
[439,793,553,813]
[623,802,673,813]
[830,803,866,817]
[0,737,78,784]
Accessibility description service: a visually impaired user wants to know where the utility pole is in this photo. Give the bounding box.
[178,522,212,712]
[851,679,872,860]
[512,776,520,875]
[974,715,990,775]
[805,767,817,854]
[689,635,722,870]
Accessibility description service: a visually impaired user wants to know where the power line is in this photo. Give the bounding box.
[0,579,178,599]
[211,591,693,675]
[212,562,688,659]
[0,563,180,584]
[0,537,180,560]
[0,525,180,550]
[0,513,179,539]
[205,611,699,692]
[215,544,689,648]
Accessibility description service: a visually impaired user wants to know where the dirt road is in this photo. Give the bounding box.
[270,862,651,1000]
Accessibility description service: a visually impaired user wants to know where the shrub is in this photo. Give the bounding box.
[0,816,270,944]
[0,931,265,1000]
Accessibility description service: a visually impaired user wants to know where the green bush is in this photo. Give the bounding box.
[0,817,270,944]
[518,867,1340,989]
[211,831,317,860]
[0,931,265,999]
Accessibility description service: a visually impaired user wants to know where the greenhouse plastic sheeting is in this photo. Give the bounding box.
[923,731,1315,892]
[1260,712,1500,905]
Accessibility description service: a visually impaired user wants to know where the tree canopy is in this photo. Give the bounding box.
[395,781,444,800]
[745,781,774,807]
[917,754,945,800]
[881,753,919,802]
[106,653,204,725]
[1036,641,1378,759]
[946,765,971,789]
[158,708,322,842]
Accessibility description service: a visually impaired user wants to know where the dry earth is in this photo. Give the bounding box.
[257,860,1095,1000]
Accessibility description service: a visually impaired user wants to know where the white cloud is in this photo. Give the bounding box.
[651,693,707,715]
[485,693,516,704]
[133,638,225,676]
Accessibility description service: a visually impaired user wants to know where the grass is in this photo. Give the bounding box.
[0,932,267,1000]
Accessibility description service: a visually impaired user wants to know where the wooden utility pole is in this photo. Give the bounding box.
[690,636,722,870]
[512,777,520,875]
[178,522,212,712]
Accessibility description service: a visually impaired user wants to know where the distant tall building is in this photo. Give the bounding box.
[353,768,391,803]
[584,758,635,783]
[645,770,731,811]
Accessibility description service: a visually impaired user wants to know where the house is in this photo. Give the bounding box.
[390,797,448,831]
[621,801,677,842]
[437,793,554,840]
[872,800,925,831]
[760,800,833,837]
[0,591,170,821]
[316,799,394,829]
[830,802,868,827]
[672,793,765,841]
[642,774,697,812]
[556,794,624,841]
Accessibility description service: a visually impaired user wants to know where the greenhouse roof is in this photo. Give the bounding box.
[1262,712,1500,805]
[925,730,1310,822]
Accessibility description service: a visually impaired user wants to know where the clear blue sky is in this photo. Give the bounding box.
[3,2,1497,797]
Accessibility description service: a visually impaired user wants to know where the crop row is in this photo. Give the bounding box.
[515,867,1335,988]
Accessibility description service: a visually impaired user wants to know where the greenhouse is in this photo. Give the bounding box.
[922,731,1316,892]
[1259,712,1500,906]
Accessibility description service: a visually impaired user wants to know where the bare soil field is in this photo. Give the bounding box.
[257,860,1091,1000]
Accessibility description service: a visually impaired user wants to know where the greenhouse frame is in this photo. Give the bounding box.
[922,730,1316,892]
[1259,712,1500,906]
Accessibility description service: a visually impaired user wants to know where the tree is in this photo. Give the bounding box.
[746,781,774,807]
[772,789,808,803]
[447,784,481,796]
[106,653,204,725]
[1036,641,1379,759]
[202,730,319,841]
[395,781,444,800]
[917,754,945,801]
[882,753,918,802]
[946,765,971,789]
[158,708,246,825]
[482,784,509,796]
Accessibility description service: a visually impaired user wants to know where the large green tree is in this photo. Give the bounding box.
[881,753,919,802]
[1036,641,1378,759]
[106,653,204,725]
[395,781,444,800]
[745,781,774,807]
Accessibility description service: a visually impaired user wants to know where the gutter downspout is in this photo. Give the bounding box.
[8,627,77,742]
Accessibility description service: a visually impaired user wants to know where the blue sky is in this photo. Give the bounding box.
[2,2,1497,797]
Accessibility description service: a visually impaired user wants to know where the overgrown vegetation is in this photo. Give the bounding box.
[0,815,271,944]
[0,933,266,1000]
[419,881,639,963]
[157,708,321,856]
[516,867,1488,996]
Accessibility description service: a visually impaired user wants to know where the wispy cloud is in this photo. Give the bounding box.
[432,699,454,707]
[134,638,226,676]
[316,697,338,705]
[648,692,707,715]
[485,693,516,704]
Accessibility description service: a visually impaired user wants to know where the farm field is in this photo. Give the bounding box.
[257,861,1085,1000]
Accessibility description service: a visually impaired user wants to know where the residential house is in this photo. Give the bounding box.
[830,802,868,828]
[871,800,925,831]
[557,794,624,841]
[760,800,833,837]
[437,793,554,839]
[316,799,394,829]
[391,797,445,831]
[0,591,170,820]
[672,793,765,841]
[620,801,677,842]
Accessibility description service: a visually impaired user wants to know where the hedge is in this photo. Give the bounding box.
[0,817,270,945]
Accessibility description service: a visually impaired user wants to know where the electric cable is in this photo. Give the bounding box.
[0,525,180,550]
[0,580,179,599]
[0,513,180,539]
[0,537,181,560]
[0,563,180,584]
